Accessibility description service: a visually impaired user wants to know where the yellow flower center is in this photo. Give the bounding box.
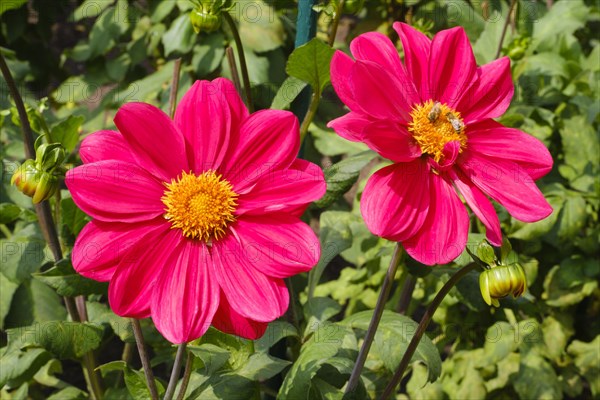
[161,171,238,242]
[408,100,467,163]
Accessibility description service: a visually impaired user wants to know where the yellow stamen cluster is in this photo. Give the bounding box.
[408,100,467,163]
[161,171,238,242]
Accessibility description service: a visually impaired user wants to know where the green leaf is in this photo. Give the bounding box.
[238,0,285,52]
[568,336,600,397]
[531,0,589,52]
[49,115,84,153]
[341,310,442,383]
[150,0,176,23]
[315,151,375,208]
[286,38,335,94]
[86,6,129,59]
[236,353,291,381]
[192,32,226,77]
[60,195,89,240]
[0,224,48,283]
[72,0,112,21]
[279,322,351,399]
[85,301,133,342]
[271,76,308,110]
[32,259,107,297]
[0,0,27,16]
[163,14,196,56]
[559,116,599,177]
[187,343,231,375]
[0,347,52,388]
[255,321,298,352]
[0,274,19,330]
[303,297,342,338]
[513,350,562,400]
[542,256,599,307]
[47,386,88,400]
[197,328,253,370]
[97,361,165,399]
[482,322,521,364]
[307,211,354,298]
[556,192,587,240]
[311,123,370,157]
[4,279,67,326]
[0,203,21,224]
[7,322,104,359]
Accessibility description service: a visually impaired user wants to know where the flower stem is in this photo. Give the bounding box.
[380,263,479,399]
[168,58,182,119]
[164,343,187,400]
[0,52,103,400]
[175,352,194,400]
[345,243,404,394]
[225,46,244,99]
[222,12,254,112]
[396,274,416,315]
[495,0,518,59]
[298,0,345,143]
[131,319,159,400]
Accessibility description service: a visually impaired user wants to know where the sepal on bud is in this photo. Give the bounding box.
[189,0,232,33]
[479,263,527,307]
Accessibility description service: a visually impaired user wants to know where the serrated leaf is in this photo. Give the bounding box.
[192,32,226,77]
[341,310,442,382]
[568,336,600,397]
[7,322,104,359]
[542,256,599,307]
[286,38,335,94]
[85,301,133,342]
[47,386,88,400]
[307,211,354,298]
[32,259,107,297]
[271,76,307,110]
[532,0,589,52]
[303,297,342,338]
[236,353,291,381]
[0,274,19,330]
[5,279,67,327]
[513,350,562,399]
[196,328,253,371]
[315,151,375,208]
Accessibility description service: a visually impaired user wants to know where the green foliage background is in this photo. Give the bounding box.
[0,0,599,399]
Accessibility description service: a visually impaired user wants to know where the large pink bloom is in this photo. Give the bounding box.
[328,23,552,265]
[67,78,325,343]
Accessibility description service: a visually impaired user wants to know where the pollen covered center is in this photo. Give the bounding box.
[408,100,467,163]
[161,171,238,242]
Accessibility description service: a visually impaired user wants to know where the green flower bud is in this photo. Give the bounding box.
[11,160,59,204]
[190,7,222,33]
[479,263,527,307]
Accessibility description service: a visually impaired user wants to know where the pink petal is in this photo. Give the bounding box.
[330,51,359,110]
[212,235,289,322]
[393,22,432,100]
[458,151,553,222]
[151,240,219,344]
[466,120,553,179]
[429,26,477,107]
[80,130,135,164]
[212,78,249,135]
[360,160,430,241]
[222,110,300,190]
[459,57,514,123]
[72,219,165,281]
[362,120,422,162]
[66,160,165,223]
[449,169,502,246]
[350,32,409,86]
[236,159,325,215]
[327,111,373,142]
[404,173,469,265]
[114,103,188,181]
[231,214,319,278]
[174,80,232,172]
[212,291,268,340]
[108,226,180,318]
[351,60,418,123]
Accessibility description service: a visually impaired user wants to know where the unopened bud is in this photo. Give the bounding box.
[11,160,59,204]
[190,7,222,33]
[479,263,527,307]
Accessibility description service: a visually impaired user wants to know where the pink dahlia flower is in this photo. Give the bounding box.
[328,23,553,265]
[66,78,325,343]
